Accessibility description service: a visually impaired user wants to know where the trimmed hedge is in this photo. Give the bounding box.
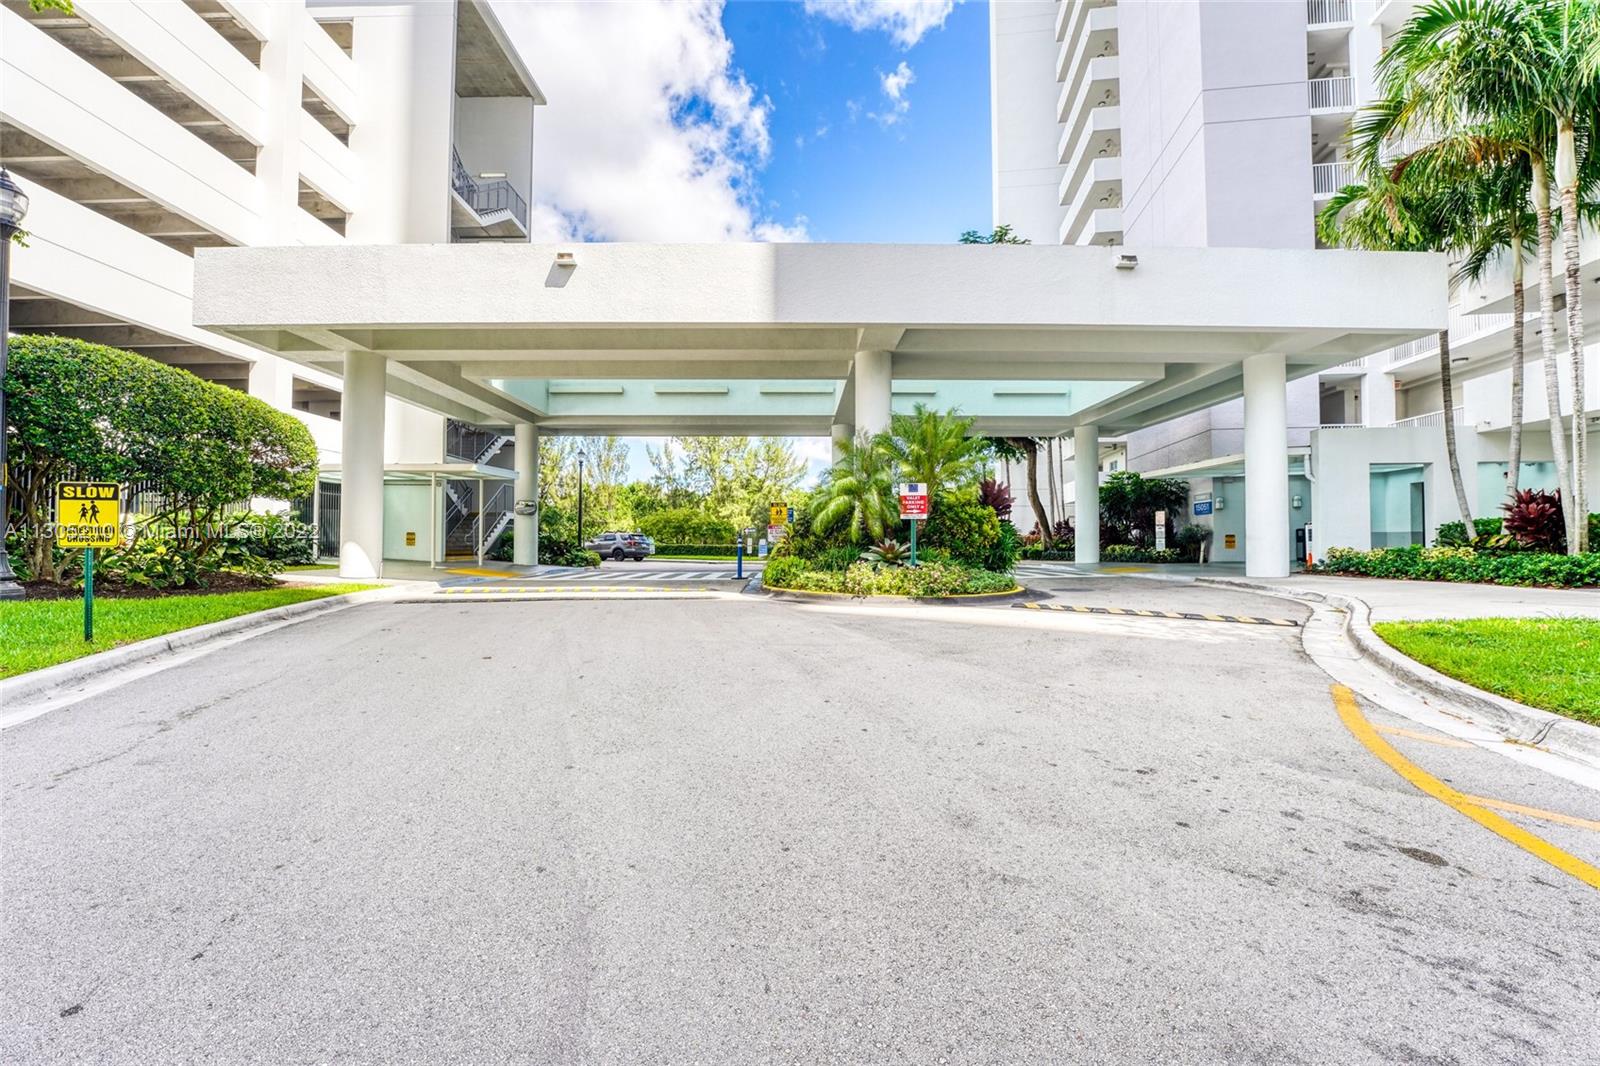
[5,335,317,584]
[1103,544,1181,564]
[1316,545,1600,588]
[653,543,739,557]
[763,557,1016,597]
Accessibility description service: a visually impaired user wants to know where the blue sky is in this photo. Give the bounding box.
[500,0,994,482]
[722,0,992,242]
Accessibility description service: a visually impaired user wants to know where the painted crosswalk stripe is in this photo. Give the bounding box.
[1011,603,1298,627]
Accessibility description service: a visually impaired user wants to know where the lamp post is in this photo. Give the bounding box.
[0,168,30,601]
[575,447,587,546]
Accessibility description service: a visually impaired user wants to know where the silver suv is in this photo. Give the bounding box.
[585,531,654,561]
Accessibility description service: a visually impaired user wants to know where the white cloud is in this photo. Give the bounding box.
[870,61,916,127]
[491,0,807,242]
[802,0,957,48]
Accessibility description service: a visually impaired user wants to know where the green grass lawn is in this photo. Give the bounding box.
[1373,617,1600,724]
[0,584,376,679]
[283,563,340,572]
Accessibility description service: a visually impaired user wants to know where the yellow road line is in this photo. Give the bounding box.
[1373,723,1475,749]
[1460,795,1600,834]
[1331,685,1600,891]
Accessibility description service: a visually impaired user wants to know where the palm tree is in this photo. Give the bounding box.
[1369,0,1596,548]
[1446,157,1536,496]
[883,404,987,499]
[1318,166,1477,527]
[811,431,898,543]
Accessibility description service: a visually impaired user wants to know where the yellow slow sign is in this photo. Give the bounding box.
[56,482,122,549]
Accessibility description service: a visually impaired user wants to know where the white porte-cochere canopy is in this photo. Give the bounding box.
[193,242,1446,579]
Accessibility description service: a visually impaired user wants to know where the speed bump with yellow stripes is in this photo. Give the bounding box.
[1012,602,1299,627]
[429,585,723,598]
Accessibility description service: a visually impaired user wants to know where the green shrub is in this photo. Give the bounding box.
[1102,544,1181,564]
[764,559,1016,597]
[921,487,1002,569]
[83,519,281,590]
[761,555,808,589]
[638,507,736,545]
[653,543,739,557]
[229,511,316,565]
[808,545,864,571]
[1099,471,1188,545]
[1316,545,1600,587]
[776,497,855,560]
[4,335,317,584]
[1174,524,1209,561]
[984,519,1022,573]
[1436,517,1504,547]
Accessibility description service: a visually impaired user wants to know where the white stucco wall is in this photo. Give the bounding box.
[1116,0,1312,249]
[990,0,1067,244]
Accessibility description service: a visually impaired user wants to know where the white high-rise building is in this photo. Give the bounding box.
[992,0,1600,559]
[3,0,542,555]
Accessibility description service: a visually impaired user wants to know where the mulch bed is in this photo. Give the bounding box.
[18,572,284,601]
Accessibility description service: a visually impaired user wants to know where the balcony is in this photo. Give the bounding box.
[1393,409,1467,429]
[1059,103,1120,167]
[449,146,529,240]
[1060,204,1122,247]
[1060,157,1121,243]
[1058,52,1118,125]
[1056,3,1117,86]
[1306,0,1353,26]
[1308,75,1355,112]
[1312,160,1353,198]
[1318,356,1369,381]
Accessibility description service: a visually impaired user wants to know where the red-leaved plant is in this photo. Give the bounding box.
[1501,488,1566,553]
[978,478,1013,521]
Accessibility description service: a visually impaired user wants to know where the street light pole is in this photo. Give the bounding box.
[0,168,31,601]
[576,448,587,546]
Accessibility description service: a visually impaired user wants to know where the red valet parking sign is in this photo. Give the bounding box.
[898,482,930,521]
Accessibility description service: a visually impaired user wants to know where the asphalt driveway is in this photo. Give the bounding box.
[3,589,1597,1064]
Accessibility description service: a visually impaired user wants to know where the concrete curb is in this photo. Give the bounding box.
[0,585,405,714]
[1196,576,1600,770]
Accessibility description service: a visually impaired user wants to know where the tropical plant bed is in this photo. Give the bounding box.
[0,583,378,679]
[15,571,282,601]
[1373,618,1600,724]
[762,558,1018,599]
[1314,546,1600,588]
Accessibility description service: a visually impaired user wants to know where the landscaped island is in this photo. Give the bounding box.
[758,407,1022,598]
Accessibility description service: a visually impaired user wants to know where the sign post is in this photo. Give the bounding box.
[56,481,121,641]
[897,482,930,566]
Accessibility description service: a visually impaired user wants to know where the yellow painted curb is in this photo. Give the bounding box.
[1332,684,1600,891]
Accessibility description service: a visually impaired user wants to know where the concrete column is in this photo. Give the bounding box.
[339,351,387,579]
[344,2,457,243]
[247,355,295,410]
[513,423,539,566]
[831,422,853,463]
[853,350,892,438]
[1073,424,1100,565]
[255,3,304,233]
[1244,352,1290,578]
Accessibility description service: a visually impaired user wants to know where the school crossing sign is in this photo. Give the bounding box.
[56,482,122,549]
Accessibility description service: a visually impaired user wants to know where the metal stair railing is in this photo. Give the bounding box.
[449,147,530,230]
